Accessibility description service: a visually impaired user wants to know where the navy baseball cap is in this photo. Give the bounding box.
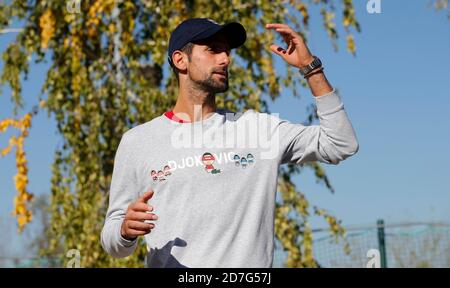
[168,18,247,66]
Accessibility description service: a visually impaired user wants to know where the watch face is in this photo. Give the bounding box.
[314,58,321,66]
[300,57,321,76]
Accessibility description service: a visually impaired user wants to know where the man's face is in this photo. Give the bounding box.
[186,33,231,94]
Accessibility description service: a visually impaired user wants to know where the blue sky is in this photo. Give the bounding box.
[270,0,450,229]
[1,0,449,261]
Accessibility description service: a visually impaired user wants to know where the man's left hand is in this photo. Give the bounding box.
[265,23,314,68]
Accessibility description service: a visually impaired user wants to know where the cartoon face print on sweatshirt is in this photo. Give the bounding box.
[163,165,171,176]
[233,153,255,169]
[201,152,221,174]
[150,164,173,182]
[150,170,158,181]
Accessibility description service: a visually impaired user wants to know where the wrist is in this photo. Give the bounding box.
[299,55,315,67]
[298,56,322,76]
[304,67,325,79]
[121,222,137,241]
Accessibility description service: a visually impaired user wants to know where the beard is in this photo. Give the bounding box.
[190,70,229,94]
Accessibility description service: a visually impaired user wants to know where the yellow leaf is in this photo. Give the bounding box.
[347,34,356,55]
[39,10,56,49]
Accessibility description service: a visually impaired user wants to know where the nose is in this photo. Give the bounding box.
[218,51,231,67]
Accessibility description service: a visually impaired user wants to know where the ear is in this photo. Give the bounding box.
[172,51,188,72]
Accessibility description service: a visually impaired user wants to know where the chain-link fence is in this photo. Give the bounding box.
[2,220,450,268]
[312,220,450,268]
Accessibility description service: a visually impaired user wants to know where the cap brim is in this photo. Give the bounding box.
[190,22,246,49]
[218,22,247,49]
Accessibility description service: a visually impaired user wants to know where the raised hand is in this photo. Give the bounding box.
[265,23,315,68]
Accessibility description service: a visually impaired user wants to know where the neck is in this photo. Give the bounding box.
[172,80,217,122]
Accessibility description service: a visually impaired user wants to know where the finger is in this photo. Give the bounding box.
[130,211,158,221]
[271,27,302,41]
[273,27,293,34]
[131,202,153,212]
[265,23,290,29]
[128,220,154,231]
[267,26,294,46]
[273,28,294,38]
[269,44,286,57]
[138,190,154,203]
[272,30,305,55]
[273,28,296,43]
[125,228,151,237]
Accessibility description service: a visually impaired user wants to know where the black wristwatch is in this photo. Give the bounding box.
[298,56,322,76]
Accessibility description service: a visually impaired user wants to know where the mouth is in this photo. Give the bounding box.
[213,71,228,78]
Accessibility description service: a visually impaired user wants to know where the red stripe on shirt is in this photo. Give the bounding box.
[164,110,190,123]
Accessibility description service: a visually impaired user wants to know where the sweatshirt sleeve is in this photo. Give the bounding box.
[101,131,139,258]
[277,89,359,165]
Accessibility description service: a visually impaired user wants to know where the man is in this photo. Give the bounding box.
[101,18,358,267]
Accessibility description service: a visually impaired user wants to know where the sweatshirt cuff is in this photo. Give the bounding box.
[315,89,344,116]
[117,221,138,247]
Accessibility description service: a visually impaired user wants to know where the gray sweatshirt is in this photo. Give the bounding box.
[100,89,358,267]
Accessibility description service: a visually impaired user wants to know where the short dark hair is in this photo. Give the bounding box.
[170,42,194,81]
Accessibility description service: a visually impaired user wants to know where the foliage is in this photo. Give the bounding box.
[0,111,33,232]
[0,0,363,267]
